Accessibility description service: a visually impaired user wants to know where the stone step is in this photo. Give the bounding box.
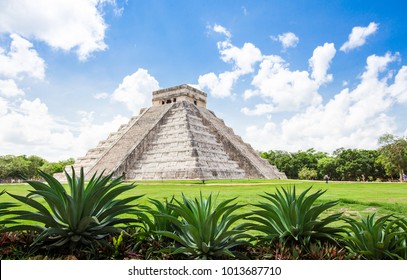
[63,93,285,181]
[82,103,174,177]
[128,101,247,180]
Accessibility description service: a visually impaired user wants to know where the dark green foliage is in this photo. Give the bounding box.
[40,158,75,175]
[0,154,75,181]
[1,167,142,248]
[156,192,251,259]
[298,167,318,180]
[248,186,343,246]
[137,197,178,241]
[261,147,387,181]
[131,197,178,259]
[342,214,407,260]
[2,179,406,260]
[127,228,175,260]
[0,190,17,225]
[334,149,383,181]
[378,134,407,182]
[261,149,326,179]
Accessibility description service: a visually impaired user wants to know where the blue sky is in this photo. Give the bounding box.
[0,0,406,161]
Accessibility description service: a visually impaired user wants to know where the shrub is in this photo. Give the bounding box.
[342,214,407,260]
[248,186,343,247]
[131,197,178,259]
[298,167,318,180]
[1,167,142,249]
[156,192,251,259]
[137,197,178,241]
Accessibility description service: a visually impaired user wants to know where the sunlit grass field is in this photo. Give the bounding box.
[1,178,407,220]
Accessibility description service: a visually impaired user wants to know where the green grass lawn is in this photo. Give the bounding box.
[2,178,406,220]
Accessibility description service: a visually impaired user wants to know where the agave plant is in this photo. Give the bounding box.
[129,197,179,259]
[0,190,17,229]
[1,167,142,248]
[342,214,407,260]
[156,192,251,260]
[137,197,178,241]
[0,190,17,225]
[248,186,343,246]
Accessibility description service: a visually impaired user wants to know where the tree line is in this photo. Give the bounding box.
[260,134,407,182]
[0,134,405,183]
[0,155,74,182]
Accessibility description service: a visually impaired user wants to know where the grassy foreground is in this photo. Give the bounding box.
[1,178,406,219]
[1,177,407,260]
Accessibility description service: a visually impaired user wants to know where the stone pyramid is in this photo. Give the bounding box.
[59,85,286,180]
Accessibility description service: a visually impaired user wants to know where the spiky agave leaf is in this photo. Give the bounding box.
[1,167,143,248]
[0,190,18,225]
[247,186,343,247]
[156,192,251,260]
[137,196,178,241]
[342,214,407,260]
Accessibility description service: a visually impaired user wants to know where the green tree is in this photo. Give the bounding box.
[0,155,14,180]
[378,134,407,182]
[298,166,318,180]
[0,154,75,180]
[317,157,337,180]
[40,158,75,174]
[8,155,30,180]
[27,155,47,179]
[262,148,386,181]
[261,150,296,178]
[335,149,362,180]
[376,154,398,180]
[333,149,382,181]
[290,149,327,179]
[262,149,328,179]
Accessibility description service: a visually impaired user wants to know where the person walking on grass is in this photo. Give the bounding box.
[324,174,329,184]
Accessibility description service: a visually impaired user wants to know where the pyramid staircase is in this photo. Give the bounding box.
[56,85,286,180]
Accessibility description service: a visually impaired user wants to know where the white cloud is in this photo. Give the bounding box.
[0,97,8,116]
[93,92,109,100]
[0,34,45,80]
[213,24,231,39]
[0,0,114,60]
[219,42,262,73]
[0,96,129,161]
[0,98,67,152]
[340,22,379,52]
[389,66,407,104]
[244,52,401,152]
[271,32,299,49]
[245,122,280,151]
[245,55,321,112]
[201,23,406,154]
[74,112,129,157]
[309,43,336,85]
[0,79,25,97]
[362,52,398,80]
[198,71,238,98]
[199,25,262,98]
[111,68,160,113]
[242,89,258,100]
[241,103,275,116]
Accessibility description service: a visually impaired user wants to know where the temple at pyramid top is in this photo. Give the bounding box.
[56,84,286,181]
[152,84,207,107]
